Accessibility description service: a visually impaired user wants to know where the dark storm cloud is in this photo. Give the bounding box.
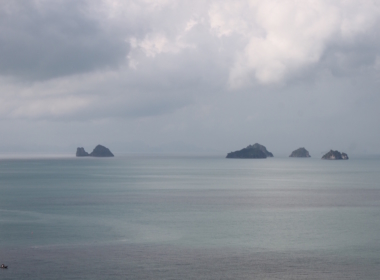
[0,0,128,80]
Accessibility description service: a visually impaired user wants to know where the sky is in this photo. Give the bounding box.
[1,0,380,156]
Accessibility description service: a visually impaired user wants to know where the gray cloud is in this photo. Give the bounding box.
[0,0,380,155]
[0,0,128,80]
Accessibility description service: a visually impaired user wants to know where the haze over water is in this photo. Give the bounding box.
[1,155,380,279]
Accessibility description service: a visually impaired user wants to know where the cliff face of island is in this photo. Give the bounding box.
[289,147,311,158]
[76,145,114,157]
[76,147,89,157]
[226,143,273,159]
[321,150,348,160]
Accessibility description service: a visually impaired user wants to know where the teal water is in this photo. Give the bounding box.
[1,156,380,279]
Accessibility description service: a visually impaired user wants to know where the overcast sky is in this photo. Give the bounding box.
[1,0,380,156]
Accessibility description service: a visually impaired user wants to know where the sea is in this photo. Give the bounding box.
[1,155,380,279]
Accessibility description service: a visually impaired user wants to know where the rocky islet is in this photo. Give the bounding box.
[289,147,311,158]
[226,143,273,159]
[76,145,114,157]
[322,150,348,160]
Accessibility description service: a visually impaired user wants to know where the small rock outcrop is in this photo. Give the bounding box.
[76,145,114,157]
[289,147,311,158]
[322,150,349,160]
[226,143,273,159]
[76,147,89,157]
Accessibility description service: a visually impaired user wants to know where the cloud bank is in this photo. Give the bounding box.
[0,0,380,154]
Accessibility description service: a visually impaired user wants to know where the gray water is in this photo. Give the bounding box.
[0,155,380,279]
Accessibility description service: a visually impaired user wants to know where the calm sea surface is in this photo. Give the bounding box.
[1,155,380,279]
